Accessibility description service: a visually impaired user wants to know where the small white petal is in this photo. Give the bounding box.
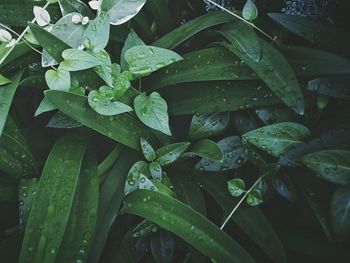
[0,29,12,43]
[82,17,90,25]
[33,6,51,27]
[88,1,101,11]
[78,44,85,51]
[72,14,82,24]
[5,39,16,48]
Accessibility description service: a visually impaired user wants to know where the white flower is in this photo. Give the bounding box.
[0,29,12,43]
[72,14,82,24]
[88,0,101,11]
[82,16,90,25]
[5,39,16,48]
[77,44,85,51]
[33,6,51,27]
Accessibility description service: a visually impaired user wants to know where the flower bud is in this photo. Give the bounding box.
[0,29,12,43]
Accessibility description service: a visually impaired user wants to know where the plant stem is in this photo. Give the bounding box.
[205,0,277,43]
[97,143,124,177]
[0,1,50,66]
[220,176,263,230]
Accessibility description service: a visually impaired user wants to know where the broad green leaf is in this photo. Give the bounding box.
[303,150,350,185]
[120,29,145,71]
[46,111,82,129]
[156,142,190,166]
[45,68,71,91]
[101,0,146,25]
[220,21,261,62]
[330,186,350,239]
[189,112,230,140]
[196,136,247,172]
[247,189,263,206]
[140,137,156,162]
[18,178,38,231]
[88,86,133,116]
[0,74,11,85]
[134,92,171,136]
[121,190,255,262]
[45,90,159,150]
[150,230,174,263]
[60,49,101,71]
[279,122,350,166]
[228,179,246,197]
[153,11,234,49]
[185,139,223,161]
[242,0,258,20]
[83,12,110,50]
[58,0,94,17]
[223,40,304,115]
[243,122,311,158]
[56,152,98,262]
[126,45,183,76]
[19,134,87,263]
[308,75,350,100]
[0,70,23,136]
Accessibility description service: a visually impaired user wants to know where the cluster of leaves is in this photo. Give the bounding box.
[1,0,350,262]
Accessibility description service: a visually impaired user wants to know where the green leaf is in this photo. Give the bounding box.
[125,160,148,194]
[270,173,298,203]
[220,21,261,62]
[88,86,133,116]
[45,90,159,150]
[156,142,190,166]
[46,111,82,129]
[18,178,38,231]
[150,230,174,263]
[243,122,311,158]
[330,186,350,239]
[303,150,350,185]
[45,68,71,91]
[189,112,230,140]
[90,49,113,86]
[19,134,87,263]
[121,190,255,263]
[58,0,94,17]
[134,92,171,136]
[247,189,263,206]
[101,0,146,25]
[307,75,350,100]
[83,13,110,50]
[0,74,11,85]
[242,0,258,20]
[60,49,101,71]
[223,39,304,115]
[0,70,23,136]
[125,45,183,76]
[140,137,156,162]
[55,152,98,262]
[196,136,247,172]
[121,30,145,71]
[185,139,223,161]
[255,105,297,125]
[228,179,246,197]
[149,161,162,181]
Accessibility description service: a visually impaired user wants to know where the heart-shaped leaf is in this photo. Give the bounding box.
[60,49,101,71]
[83,12,110,50]
[228,179,246,197]
[45,68,71,91]
[242,0,258,20]
[134,92,171,136]
[121,29,145,71]
[101,0,146,25]
[88,86,133,116]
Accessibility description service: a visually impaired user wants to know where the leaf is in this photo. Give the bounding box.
[139,174,158,191]
[196,136,247,172]
[83,13,110,50]
[220,21,261,62]
[255,105,297,125]
[60,49,101,71]
[121,29,145,71]
[19,134,87,263]
[149,161,162,181]
[46,111,82,129]
[242,0,258,21]
[18,178,39,231]
[58,0,93,17]
[88,86,133,116]
[0,70,23,136]
[228,179,246,197]
[247,189,263,206]
[303,150,350,185]
[90,49,113,86]
[134,92,171,136]
[140,137,156,162]
[223,40,304,115]
[270,173,298,203]
[55,152,98,262]
[330,186,350,239]
[153,11,234,49]
[185,139,223,161]
[121,190,255,262]
[243,122,311,158]
[150,230,174,263]
[45,68,71,91]
[189,112,230,140]
[33,6,51,27]
[100,0,146,25]
[45,90,159,150]
[162,81,279,115]
[126,45,183,76]
[124,161,147,194]
[307,75,350,100]
[156,142,190,166]
[0,74,11,85]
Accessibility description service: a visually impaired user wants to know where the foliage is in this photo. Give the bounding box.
[0,0,350,262]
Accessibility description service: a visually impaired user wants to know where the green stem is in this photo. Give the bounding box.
[97,143,124,177]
